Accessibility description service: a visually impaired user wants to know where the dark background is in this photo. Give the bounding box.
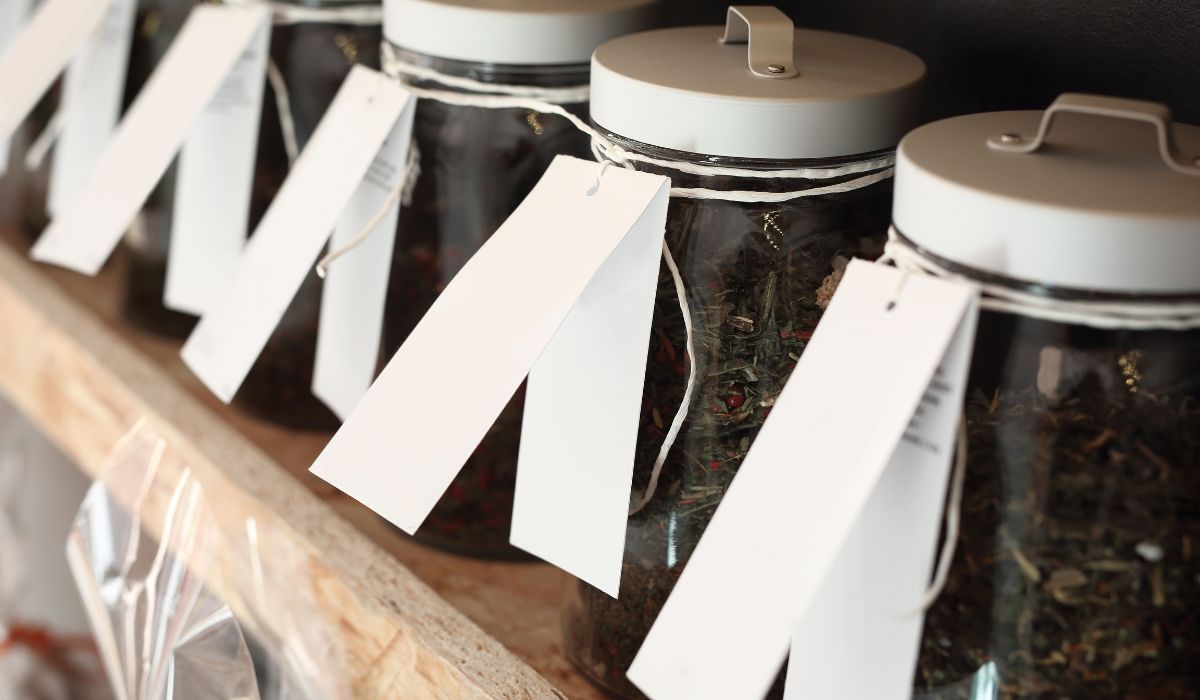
[663,0,1200,125]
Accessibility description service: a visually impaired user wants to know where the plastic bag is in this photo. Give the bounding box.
[68,420,350,700]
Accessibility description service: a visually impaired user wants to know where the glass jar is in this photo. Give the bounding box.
[889,96,1200,699]
[117,0,382,431]
[378,0,659,558]
[561,11,924,698]
[233,2,382,431]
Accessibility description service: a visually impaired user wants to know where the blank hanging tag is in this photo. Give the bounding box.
[0,0,110,146]
[181,66,416,404]
[627,260,979,700]
[311,107,417,421]
[163,18,271,316]
[29,4,270,275]
[309,156,670,541]
[0,0,34,174]
[45,0,138,217]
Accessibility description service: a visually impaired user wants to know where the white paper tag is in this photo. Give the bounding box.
[0,0,110,146]
[164,19,271,316]
[627,260,979,700]
[45,0,137,217]
[510,190,667,597]
[29,4,271,276]
[309,156,670,538]
[784,304,978,700]
[311,109,416,421]
[181,66,415,404]
[0,0,34,173]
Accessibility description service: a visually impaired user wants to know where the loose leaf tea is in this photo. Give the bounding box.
[563,150,893,700]
[916,315,1200,699]
[378,51,591,559]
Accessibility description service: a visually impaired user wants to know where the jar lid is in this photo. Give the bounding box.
[384,0,660,66]
[894,94,1200,294]
[589,6,924,160]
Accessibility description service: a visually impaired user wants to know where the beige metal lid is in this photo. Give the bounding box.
[590,6,925,159]
[894,94,1200,294]
[384,0,660,66]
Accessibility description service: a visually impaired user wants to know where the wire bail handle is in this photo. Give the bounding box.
[987,93,1200,176]
[720,6,798,79]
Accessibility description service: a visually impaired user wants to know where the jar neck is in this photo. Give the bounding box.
[896,228,1200,305]
[601,129,895,191]
[602,129,894,171]
[387,44,589,89]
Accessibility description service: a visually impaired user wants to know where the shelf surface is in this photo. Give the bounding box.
[0,228,603,699]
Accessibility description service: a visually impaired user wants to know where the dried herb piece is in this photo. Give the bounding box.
[379,52,591,558]
[915,316,1200,699]
[563,148,893,699]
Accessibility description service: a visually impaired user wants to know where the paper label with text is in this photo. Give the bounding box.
[181,66,415,404]
[312,107,417,421]
[30,4,270,275]
[0,0,110,146]
[309,156,670,552]
[46,0,137,217]
[164,19,271,316]
[784,302,978,700]
[627,260,979,700]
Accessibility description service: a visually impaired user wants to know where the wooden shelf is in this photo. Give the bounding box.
[0,228,602,699]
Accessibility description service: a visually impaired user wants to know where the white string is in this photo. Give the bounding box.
[223,0,383,26]
[904,419,967,617]
[314,142,420,277]
[265,59,300,166]
[885,228,1200,330]
[381,42,590,104]
[629,242,696,517]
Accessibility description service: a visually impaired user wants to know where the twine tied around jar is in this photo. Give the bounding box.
[882,228,1200,331]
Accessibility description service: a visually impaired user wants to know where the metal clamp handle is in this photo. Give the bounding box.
[988,93,1200,176]
[720,6,798,79]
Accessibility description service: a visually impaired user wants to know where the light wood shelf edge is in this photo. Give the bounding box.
[0,240,568,699]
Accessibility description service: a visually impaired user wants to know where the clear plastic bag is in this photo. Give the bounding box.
[68,422,349,700]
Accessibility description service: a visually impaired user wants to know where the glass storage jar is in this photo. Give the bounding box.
[378,0,658,558]
[120,0,382,431]
[561,9,925,698]
[890,95,1200,699]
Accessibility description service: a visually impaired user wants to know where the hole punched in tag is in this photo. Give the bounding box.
[886,269,911,312]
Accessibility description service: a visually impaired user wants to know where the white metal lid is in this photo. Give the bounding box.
[384,0,660,66]
[590,6,925,160]
[894,94,1200,294]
